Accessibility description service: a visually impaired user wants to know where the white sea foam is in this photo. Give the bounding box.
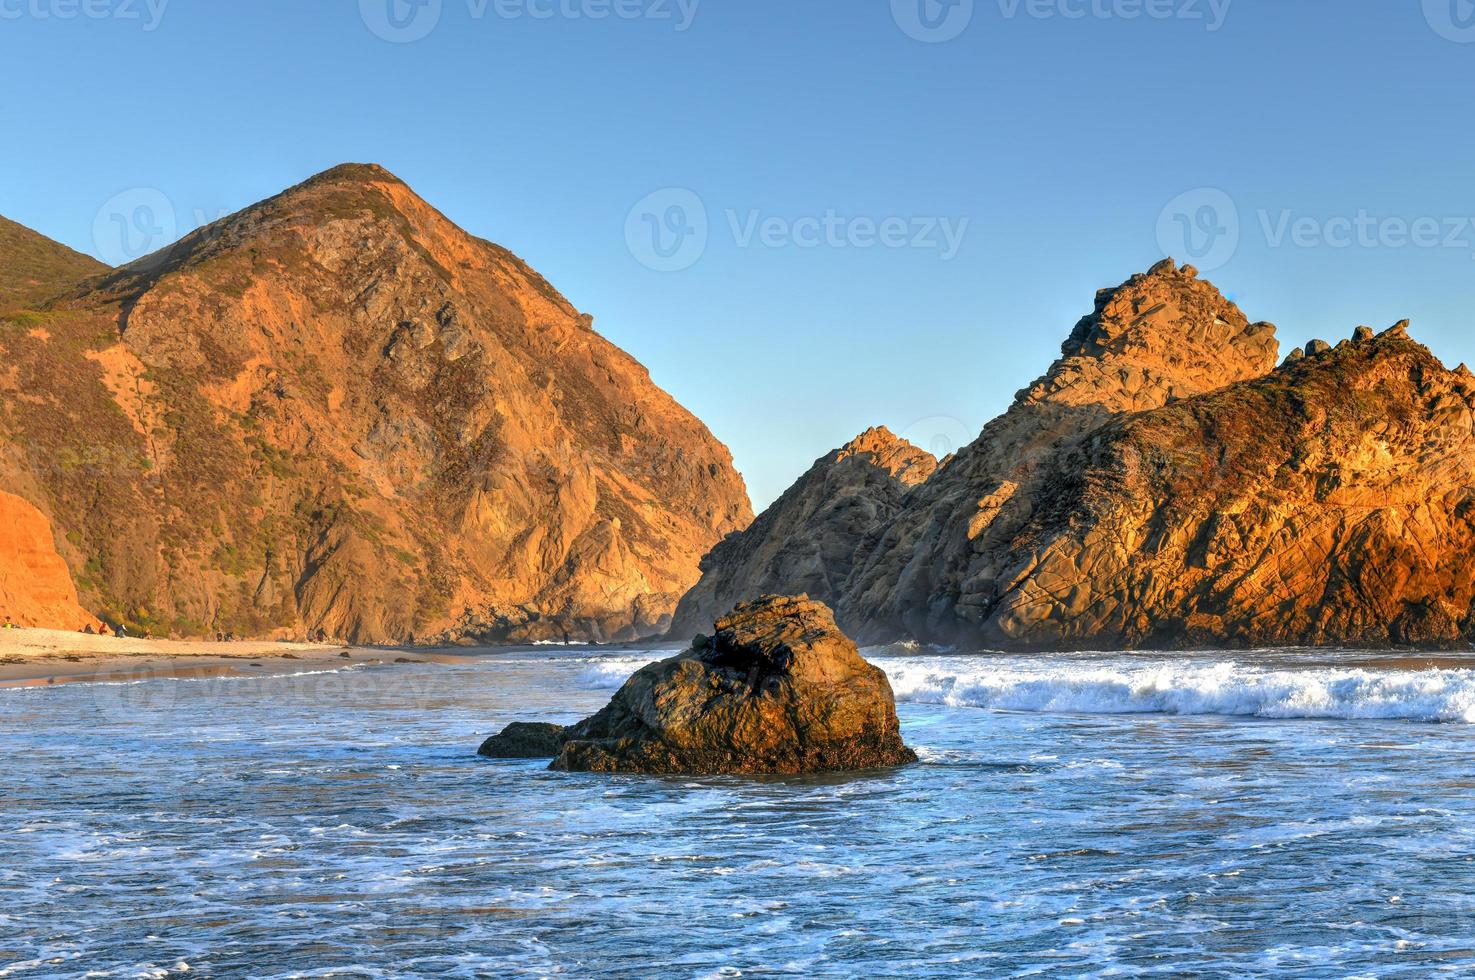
[574,656,660,690]
[566,650,1475,723]
[879,657,1475,723]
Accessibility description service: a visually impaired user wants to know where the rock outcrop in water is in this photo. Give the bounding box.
[0,165,752,642]
[667,427,935,639]
[676,261,1475,649]
[477,722,569,759]
[481,595,915,774]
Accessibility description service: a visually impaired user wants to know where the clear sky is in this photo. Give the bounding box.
[4,1,1475,509]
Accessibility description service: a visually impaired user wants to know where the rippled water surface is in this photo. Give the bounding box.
[5,646,1475,977]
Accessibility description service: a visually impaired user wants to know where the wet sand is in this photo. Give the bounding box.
[0,628,409,688]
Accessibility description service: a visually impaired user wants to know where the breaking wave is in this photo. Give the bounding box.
[566,651,1475,723]
[881,658,1475,723]
[574,656,660,690]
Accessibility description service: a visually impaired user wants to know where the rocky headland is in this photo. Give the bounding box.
[480,594,916,775]
[680,260,1475,650]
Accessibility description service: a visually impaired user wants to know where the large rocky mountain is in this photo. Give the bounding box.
[677,259,1475,649]
[0,164,752,642]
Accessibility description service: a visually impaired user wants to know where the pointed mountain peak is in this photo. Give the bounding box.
[1023,260,1279,416]
[300,162,406,189]
[73,161,488,313]
[835,426,937,485]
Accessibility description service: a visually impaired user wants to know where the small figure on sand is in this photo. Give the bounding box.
[2,615,14,630]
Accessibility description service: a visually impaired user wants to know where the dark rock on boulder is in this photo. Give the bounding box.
[550,595,916,775]
[478,722,569,759]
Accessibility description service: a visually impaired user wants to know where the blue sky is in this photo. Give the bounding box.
[4,1,1475,509]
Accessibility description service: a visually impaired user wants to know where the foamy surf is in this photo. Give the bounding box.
[879,657,1475,723]
[575,656,661,690]
[565,650,1475,723]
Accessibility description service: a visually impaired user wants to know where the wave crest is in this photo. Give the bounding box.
[881,658,1475,723]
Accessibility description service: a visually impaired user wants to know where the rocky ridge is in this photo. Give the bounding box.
[677,260,1475,649]
[0,165,752,641]
[978,321,1475,648]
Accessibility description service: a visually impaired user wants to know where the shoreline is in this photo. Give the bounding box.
[0,627,412,689]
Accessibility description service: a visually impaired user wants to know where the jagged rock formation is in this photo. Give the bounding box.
[978,322,1475,649]
[667,426,934,639]
[479,595,914,774]
[840,260,1280,642]
[0,490,92,629]
[0,165,751,642]
[675,260,1475,649]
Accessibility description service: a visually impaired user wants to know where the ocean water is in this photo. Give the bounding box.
[4,646,1475,978]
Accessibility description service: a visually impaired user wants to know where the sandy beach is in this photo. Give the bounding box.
[0,627,419,688]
